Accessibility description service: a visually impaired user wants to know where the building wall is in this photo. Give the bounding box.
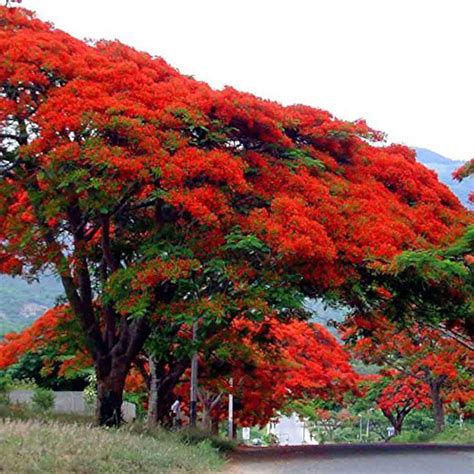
[268,412,318,446]
[8,390,136,422]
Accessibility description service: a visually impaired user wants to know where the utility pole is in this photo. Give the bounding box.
[190,320,198,427]
[366,408,373,439]
[228,377,234,438]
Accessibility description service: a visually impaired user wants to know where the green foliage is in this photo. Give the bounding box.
[1,351,88,391]
[83,371,97,407]
[391,430,433,443]
[278,147,325,172]
[177,427,236,453]
[364,225,474,333]
[32,386,55,412]
[224,228,269,254]
[123,391,147,418]
[430,423,474,444]
[392,423,474,444]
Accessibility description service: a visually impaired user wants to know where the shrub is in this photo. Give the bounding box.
[32,387,55,412]
[178,427,237,453]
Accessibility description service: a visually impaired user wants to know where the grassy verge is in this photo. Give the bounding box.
[0,419,224,473]
[392,424,474,444]
[0,404,228,472]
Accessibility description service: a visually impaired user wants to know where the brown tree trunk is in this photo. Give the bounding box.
[95,358,129,426]
[211,417,219,436]
[201,406,212,433]
[382,409,409,439]
[429,380,445,433]
[92,317,150,427]
[147,357,187,428]
[197,389,223,434]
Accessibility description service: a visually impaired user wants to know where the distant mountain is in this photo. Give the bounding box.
[0,274,63,336]
[413,147,472,208]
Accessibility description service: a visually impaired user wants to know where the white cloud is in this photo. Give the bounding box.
[20,0,474,160]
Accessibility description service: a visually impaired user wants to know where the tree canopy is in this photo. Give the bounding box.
[0,6,470,425]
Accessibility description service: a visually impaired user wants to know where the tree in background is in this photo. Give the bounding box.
[453,158,473,204]
[343,316,472,433]
[191,318,358,429]
[361,373,431,437]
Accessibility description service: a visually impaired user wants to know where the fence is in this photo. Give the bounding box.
[8,390,136,422]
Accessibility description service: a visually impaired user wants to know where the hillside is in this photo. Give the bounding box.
[414,148,471,208]
[0,148,471,336]
[0,275,63,335]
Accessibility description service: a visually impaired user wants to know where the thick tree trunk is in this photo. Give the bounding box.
[95,358,128,427]
[147,357,187,428]
[394,420,402,436]
[429,380,445,433]
[92,318,150,427]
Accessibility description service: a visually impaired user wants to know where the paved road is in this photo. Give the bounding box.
[226,444,474,474]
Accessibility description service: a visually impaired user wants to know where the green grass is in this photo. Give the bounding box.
[430,425,474,444]
[0,419,224,473]
[392,424,474,444]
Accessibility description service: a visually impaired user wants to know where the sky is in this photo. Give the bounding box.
[19,0,474,161]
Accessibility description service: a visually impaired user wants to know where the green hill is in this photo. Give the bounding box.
[0,274,63,335]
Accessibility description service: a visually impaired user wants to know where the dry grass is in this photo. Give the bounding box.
[0,419,224,473]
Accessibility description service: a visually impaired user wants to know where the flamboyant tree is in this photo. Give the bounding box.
[454,158,473,205]
[0,6,469,425]
[343,316,472,432]
[0,307,358,429]
[0,307,86,373]
[175,318,358,429]
[361,372,431,436]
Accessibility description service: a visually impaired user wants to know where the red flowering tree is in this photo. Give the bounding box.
[173,317,358,430]
[343,316,472,432]
[361,373,431,436]
[453,158,473,204]
[0,6,469,425]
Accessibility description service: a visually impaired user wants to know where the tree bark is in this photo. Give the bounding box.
[429,379,445,433]
[198,389,223,433]
[211,416,219,436]
[147,357,188,428]
[96,360,128,426]
[382,408,410,439]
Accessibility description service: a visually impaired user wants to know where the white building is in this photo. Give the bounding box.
[268,412,318,445]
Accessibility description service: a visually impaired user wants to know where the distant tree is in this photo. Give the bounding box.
[453,158,473,204]
[179,318,359,429]
[361,373,431,436]
[343,316,472,432]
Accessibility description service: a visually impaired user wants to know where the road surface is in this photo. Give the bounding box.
[226,443,474,473]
